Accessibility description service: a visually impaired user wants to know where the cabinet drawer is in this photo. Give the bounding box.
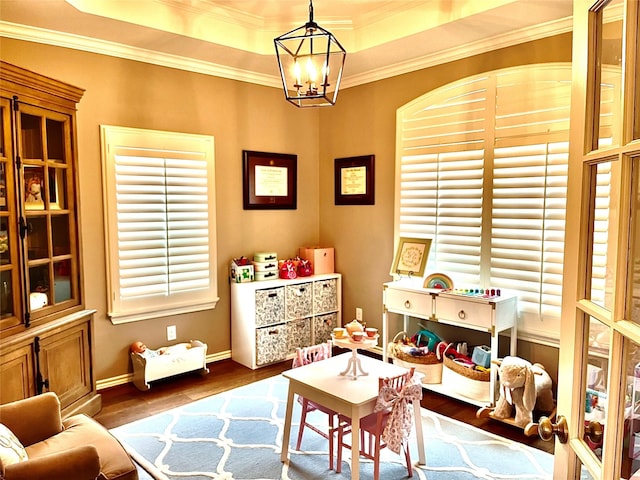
[435,297,494,329]
[385,288,433,318]
[313,279,337,313]
[255,287,285,327]
[285,282,313,319]
[256,324,287,366]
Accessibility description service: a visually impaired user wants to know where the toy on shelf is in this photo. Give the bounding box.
[477,356,555,433]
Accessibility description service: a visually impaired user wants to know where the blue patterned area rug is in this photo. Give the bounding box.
[110,375,553,480]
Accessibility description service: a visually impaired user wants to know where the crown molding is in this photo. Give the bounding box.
[0,21,281,88]
[1,17,572,91]
[341,16,573,89]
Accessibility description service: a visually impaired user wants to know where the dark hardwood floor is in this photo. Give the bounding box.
[95,357,554,456]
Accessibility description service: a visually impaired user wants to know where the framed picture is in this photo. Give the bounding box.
[334,155,374,205]
[390,237,432,277]
[23,166,45,210]
[242,150,297,210]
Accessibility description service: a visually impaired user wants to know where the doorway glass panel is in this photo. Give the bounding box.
[633,4,640,141]
[590,161,615,309]
[586,316,610,464]
[580,464,597,479]
[629,157,640,325]
[622,337,640,479]
[594,0,623,150]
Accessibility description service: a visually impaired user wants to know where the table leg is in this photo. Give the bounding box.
[413,398,426,465]
[339,349,369,380]
[280,383,295,463]
[351,406,360,480]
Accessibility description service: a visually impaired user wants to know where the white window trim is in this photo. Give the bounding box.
[100,125,218,324]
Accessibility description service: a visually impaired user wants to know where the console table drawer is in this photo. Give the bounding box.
[435,296,493,329]
[385,288,433,317]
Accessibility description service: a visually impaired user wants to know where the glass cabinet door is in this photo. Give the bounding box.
[0,97,21,331]
[16,103,79,319]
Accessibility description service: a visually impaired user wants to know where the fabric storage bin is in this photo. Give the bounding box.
[313,278,338,313]
[314,312,337,343]
[442,355,491,402]
[287,318,311,354]
[285,282,313,319]
[256,324,287,366]
[255,287,284,326]
[299,247,335,274]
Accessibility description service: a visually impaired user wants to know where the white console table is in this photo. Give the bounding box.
[382,281,517,406]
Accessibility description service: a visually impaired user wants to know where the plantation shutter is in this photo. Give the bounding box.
[398,77,487,287]
[490,69,572,326]
[101,126,218,323]
[396,64,575,339]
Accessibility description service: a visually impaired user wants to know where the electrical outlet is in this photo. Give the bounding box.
[167,325,177,341]
[355,307,363,321]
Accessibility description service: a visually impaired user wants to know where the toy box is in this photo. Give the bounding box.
[471,345,491,368]
[130,340,209,391]
[299,247,334,274]
[231,260,254,283]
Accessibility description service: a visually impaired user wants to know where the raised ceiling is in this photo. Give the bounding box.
[0,0,573,88]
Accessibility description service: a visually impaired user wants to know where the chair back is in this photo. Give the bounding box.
[293,341,332,368]
[379,366,416,393]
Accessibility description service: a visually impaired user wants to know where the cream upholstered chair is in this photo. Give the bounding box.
[336,367,420,480]
[292,341,339,469]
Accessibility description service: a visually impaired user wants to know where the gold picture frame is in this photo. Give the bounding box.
[390,237,432,277]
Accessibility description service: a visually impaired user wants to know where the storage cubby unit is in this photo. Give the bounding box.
[231,273,342,369]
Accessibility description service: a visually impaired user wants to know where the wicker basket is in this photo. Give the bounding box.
[442,356,490,382]
[441,355,491,402]
[389,332,443,384]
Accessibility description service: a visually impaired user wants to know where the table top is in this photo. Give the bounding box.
[331,334,378,350]
[282,353,409,407]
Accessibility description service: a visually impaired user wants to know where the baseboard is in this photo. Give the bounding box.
[96,350,232,391]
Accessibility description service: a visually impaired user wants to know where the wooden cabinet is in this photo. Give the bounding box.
[383,281,517,407]
[0,61,100,417]
[231,274,342,369]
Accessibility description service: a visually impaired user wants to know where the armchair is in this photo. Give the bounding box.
[0,392,137,480]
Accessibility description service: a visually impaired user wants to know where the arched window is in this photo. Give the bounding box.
[395,63,614,340]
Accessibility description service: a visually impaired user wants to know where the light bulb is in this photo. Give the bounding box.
[306,58,317,83]
[293,61,301,86]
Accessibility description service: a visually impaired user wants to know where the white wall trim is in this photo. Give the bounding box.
[0,21,281,88]
[1,17,572,91]
[341,17,573,88]
[96,350,231,391]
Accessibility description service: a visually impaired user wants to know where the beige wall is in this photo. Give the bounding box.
[317,33,572,382]
[0,31,571,384]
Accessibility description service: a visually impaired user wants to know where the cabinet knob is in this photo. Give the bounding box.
[458,310,466,320]
[404,300,411,309]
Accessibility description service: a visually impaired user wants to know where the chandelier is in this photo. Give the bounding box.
[274,0,346,107]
